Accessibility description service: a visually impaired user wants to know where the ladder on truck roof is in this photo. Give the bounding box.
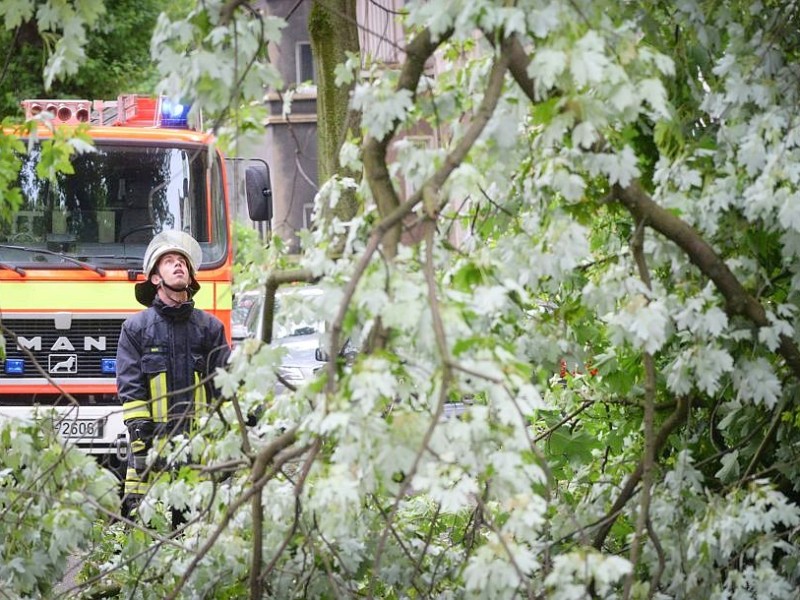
[20,95,187,128]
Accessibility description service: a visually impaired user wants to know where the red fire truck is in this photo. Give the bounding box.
[0,95,271,476]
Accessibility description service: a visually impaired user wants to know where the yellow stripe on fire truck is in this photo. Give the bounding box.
[1,281,230,311]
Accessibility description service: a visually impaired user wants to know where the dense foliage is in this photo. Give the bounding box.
[0,0,162,117]
[0,413,118,596]
[2,0,800,598]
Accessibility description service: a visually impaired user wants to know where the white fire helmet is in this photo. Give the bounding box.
[134,230,203,306]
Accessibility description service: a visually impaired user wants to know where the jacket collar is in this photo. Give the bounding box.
[152,296,195,321]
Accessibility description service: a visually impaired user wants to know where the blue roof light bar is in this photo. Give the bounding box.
[159,97,192,128]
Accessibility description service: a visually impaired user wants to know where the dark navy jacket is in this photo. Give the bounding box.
[116,297,231,435]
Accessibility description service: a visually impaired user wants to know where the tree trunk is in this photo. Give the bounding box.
[309,0,361,225]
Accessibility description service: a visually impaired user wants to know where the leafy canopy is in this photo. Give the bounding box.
[2,0,800,598]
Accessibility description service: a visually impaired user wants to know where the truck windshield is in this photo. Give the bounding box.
[0,142,227,270]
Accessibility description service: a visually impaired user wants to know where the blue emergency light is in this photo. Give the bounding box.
[5,359,24,374]
[101,358,117,374]
[160,98,191,128]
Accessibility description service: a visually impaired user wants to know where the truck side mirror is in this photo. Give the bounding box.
[245,162,273,221]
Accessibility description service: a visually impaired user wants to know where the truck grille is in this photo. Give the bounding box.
[2,317,125,379]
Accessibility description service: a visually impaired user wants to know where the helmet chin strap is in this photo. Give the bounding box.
[157,280,189,306]
[160,280,188,293]
[155,266,190,303]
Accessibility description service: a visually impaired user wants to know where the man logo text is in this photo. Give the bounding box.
[17,336,107,352]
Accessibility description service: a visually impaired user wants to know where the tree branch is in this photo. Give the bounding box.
[486,32,537,102]
[391,49,511,228]
[611,182,800,381]
[165,427,300,600]
[623,217,657,599]
[261,268,316,345]
[592,395,689,550]
[363,26,454,257]
[367,218,451,599]
[646,515,666,597]
[248,426,299,598]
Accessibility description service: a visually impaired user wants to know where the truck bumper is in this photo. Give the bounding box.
[0,405,127,457]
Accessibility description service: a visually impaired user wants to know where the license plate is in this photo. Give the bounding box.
[54,418,104,439]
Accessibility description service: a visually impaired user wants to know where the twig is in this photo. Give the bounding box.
[623,216,656,599]
[534,400,593,443]
[165,428,300,600]
[739,395,787,484]
[474,494,534,599]
[592,396,689,549]
[367,214,452,599]
[646,516,665,598]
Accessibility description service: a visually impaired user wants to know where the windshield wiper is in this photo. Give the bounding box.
[85,254,144,261]
[0,244,106,276]
[0,261,26,276]
[84,255,146,281]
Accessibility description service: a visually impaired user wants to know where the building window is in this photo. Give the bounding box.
[296,42,315,84]
[303,202,315,229]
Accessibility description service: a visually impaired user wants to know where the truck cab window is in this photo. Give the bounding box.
[0,142,227,270]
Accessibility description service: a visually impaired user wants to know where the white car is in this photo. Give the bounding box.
[232,286,328,390]
[231,287,470,418]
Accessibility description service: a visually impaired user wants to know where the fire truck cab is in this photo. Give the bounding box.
[0,95,271,476]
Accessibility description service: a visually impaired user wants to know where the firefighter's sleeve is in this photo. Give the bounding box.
[204,318,231,407]
[210,321,232,374]
[116,323,152,423]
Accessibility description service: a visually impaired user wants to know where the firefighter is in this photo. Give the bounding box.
[116,230,231,520]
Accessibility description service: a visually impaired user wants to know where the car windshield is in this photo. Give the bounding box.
[274,316,322,339]
[0,141,228,270]
[274,289,325,339]
[232,288,325,341]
